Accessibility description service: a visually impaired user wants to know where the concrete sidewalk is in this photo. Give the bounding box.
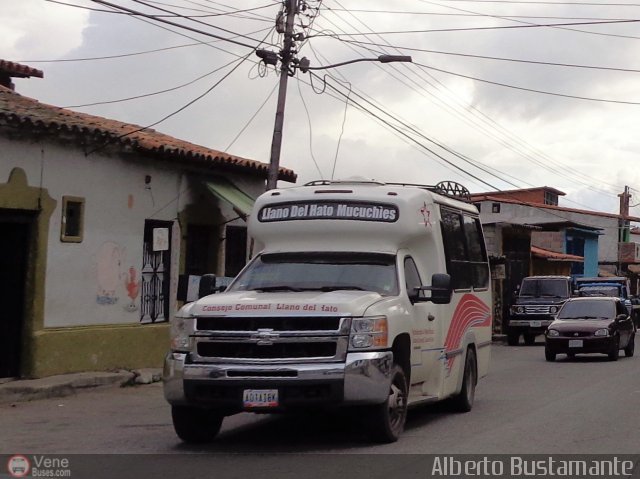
[0,368,162,404]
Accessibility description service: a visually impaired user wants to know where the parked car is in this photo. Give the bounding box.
[544,297,636,361]
[574,276,640,327]
[508,275,573,346]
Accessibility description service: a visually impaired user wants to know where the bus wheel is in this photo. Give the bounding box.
[365,364,408,443]
[450,348,477,413]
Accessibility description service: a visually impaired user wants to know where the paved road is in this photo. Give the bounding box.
[2,342,640,455]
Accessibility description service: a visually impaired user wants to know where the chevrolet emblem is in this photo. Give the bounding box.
[253,328,279,345]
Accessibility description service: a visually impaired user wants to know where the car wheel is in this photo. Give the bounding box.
[545,347,556,362]
[450,347,477,413]
[171,406,224,444]
[507,331,520,346]
[523,333,536,346]
[364,364,408,443]
[608,336,620,362]
[624,334,635,357]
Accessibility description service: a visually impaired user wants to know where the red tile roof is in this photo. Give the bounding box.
[531,245,583,262]
[0,60,44,79]
[0,86,296,183]
[472,194,640,222]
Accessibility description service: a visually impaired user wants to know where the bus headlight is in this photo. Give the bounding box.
[170,316,195,351]
[350,316,388,349]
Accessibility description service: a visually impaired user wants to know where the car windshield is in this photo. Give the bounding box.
[557,300,615,320]
[578,286,619,297]
[228,252,399,296]
[519,278,568,298]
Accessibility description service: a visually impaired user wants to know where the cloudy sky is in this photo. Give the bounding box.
[4,0,640,216]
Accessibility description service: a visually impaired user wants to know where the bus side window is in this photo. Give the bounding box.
[404,257,424,300]
[440,208,489,290]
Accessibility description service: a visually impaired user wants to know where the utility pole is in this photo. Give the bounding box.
[256,1,411,191]
[619,185,631,242]
[266,0,297,191]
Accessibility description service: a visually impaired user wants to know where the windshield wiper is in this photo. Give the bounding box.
[299,286,367,292]
[320,285,366,292]
[251,285,302,292]
[561,315,599,320]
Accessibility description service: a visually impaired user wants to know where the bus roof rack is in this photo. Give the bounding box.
[386,181,471,201]
[303,179,471,201]
[304,179,386,186]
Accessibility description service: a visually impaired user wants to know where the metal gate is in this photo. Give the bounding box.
[140,220,172,323]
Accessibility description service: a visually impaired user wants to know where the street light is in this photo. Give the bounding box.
[298,55,412,73]
[264,53,412,190]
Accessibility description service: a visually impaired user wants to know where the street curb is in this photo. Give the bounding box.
[0,370,137,404]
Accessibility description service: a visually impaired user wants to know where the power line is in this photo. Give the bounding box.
[318,1,625,198]
[419,0,640,41]
[295,72,326,179]
[340,41,640,73]
[321,75,631,224]
[426,0,640,6]
[224,80,279,151]
[314,7,540,189]
[18,27,273,64]
[83,20,279,156]
[413,61,640,105]
[62,56,245,108]
[309,72,503,190]
[322,7,636,22]
[85,49,255,157]
[308,18,640,37]
[90,0,265,49]
[304,22,524,188]
[126,0,278,46]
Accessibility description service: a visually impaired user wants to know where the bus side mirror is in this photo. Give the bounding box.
[198,274,218,299]
[415,273,452,304]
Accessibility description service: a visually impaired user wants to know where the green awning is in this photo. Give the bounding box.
[205,177,255,219]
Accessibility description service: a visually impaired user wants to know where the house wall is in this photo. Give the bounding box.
[0,136,266,376]
[584,237,599,276]
[483,224,498,256]
[478,201,618,264]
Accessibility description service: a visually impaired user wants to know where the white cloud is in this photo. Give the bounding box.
[4,0,640,218]
[1,0,90,60]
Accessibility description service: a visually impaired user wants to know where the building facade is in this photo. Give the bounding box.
[0,62,296,378]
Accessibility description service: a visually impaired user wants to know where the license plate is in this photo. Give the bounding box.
[530,321,542,328]
[569,339,583,348]
[243,389,278,408]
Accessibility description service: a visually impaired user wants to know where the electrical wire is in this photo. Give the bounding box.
[338,41,640,74]
[322,7,636,22]
[20,26,273,65]
[318,1,626,198]
[330,76,351,180]
[308,18,640,38]
[319,72,633,226]
[413,61,640,105]
[296,75,326,179]
[224,80,279,151]
[419,0,640,42]
[62,56,243,108]
[309,72,502,190]
[126,0,278,47]
[90,0,266,49]
[426,0,640,6]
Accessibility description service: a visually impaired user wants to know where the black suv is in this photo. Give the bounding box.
[507,275,573,346]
